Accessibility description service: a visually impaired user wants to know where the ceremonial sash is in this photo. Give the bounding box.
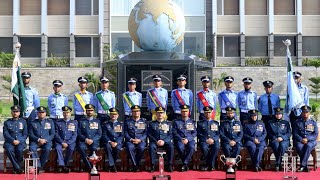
[148,89,163,108]
[197,91,215,119]
[220,92,236,109]
[123,93,135,108]
[75,93,87,111]
[174,90,186,106]
[96,93,110,111]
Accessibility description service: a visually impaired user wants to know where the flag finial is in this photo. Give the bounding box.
[283,39,291,47]
[15,42,21,49]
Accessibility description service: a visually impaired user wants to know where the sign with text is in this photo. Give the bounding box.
[141,70,172,92]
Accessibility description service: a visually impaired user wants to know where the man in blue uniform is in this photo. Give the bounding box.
[29,106,55,173]
[196,76,218,121]
[48,80,68,121]
[197,106,220,171]
[172,105,197,172]
[266,108,291,171]
[54,106,77,173]
[294,72,309,106]
[77,104,102,171]
[237,77,258,124]
[148,107,174,172]
[93,77,116,122]
[101,108,124,172]
[124,105,147,172]
[73,76,93,121]
[258,80,280,124]
[21,72,40,120]
[123,77,142,119]
[3,105,28,174]
[220,107,243,159]
[218,76,237,121]
[243,110,266,172]
[147,74,168,121]
[294,105,318,172]
[171,74,193,119]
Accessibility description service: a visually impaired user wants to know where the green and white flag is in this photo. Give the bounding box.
[11,48,27,117]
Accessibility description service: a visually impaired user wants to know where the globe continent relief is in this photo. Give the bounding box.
[128,0,185,51]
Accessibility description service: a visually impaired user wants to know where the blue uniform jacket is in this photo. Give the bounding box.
[172,118,197,142]
[122,91,142,115]
[196,89,217,113]
[148,120,172,144]
[48,93,68,116]
[293,118,318,143]
[101,120,124,145]
[93,90,116,113]
[218,90,238,111]
[3,118,28,146]
[77,118,102,142]
[73,91,94,114]
[197,119,220,143]
[219,119,243,144]
[54,119,78,145]
[29,118,55,143]
[266,119,291,142]
[243,120,267,146]
[24,86,40,117]
[146,87,168,110]
[237,90,258,111]
[258,93,280,115]
[171,88,193,113]
[124,118,147,142]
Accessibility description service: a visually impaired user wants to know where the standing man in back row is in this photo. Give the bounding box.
[123,77,142,120]
[48,80,68,121]
[73,76,93,121]
[21,72,40,120]
[218,76,237,121]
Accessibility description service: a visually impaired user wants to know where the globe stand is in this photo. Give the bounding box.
[153,150,171,180]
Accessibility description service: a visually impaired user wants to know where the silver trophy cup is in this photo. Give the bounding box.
[87,151,102,175]
[220,155,242,173]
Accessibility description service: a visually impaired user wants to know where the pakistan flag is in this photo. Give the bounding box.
[11,50,27,117]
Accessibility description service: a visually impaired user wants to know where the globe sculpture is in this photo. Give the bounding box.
[128,0,185,51]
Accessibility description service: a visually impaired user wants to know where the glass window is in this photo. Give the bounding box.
[245,0,267,15]
[217,36,240,57]
[75,37,99,57]
[48,37,69,57]
[302,36,320,56]
[0,0,13,15]
[302,0,320,15]
[19,37,41,57]
[217,37,223,56]
[274,0,295,15]
[111,33,132,54]
[224,0,239,15]
[20,0,41,15]
[217,0,223,15]
[111,0,140,16]
[48,0,70,15]
[183,0,205,16]
[184,32,205,56]
[0,37,13,53]
[245,36,268,56]
[274,36,296,56]
[76,0,99,15]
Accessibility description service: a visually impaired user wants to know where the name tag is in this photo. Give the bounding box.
[135,122,145,130]
[256,125,263,132]
[306,124,314,132]
[211,124,218,131]
[186,123,194,131]
[44,122,51,129]
[19,122,23,130]
[233,124,241,132]
[89,122,99,129]
[68,123,75,131]
[114,125,123,132]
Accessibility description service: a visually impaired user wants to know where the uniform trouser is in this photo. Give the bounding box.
[296,141,317,167]
[175,140,195,165]
[55,143,76,167]
[104,143,122,167]
[222,143,241,158]
[75,115,85,121]
[270,140,290,165]
[29,142,52,168]
[290,111,300,146]
[97,114,110,122]
[246,141,265,167]
[199,141,220,167]
[261,115,274,125]
[77,142,99,169]
[125,141,146,166]
[240,112,250,125]
[149,142,174,166]
[4,143,25,170]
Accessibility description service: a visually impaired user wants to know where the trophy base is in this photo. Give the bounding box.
[89,173,100,180]
[283,176,298,180]
[226,172,236,180]
[153,175,171,180]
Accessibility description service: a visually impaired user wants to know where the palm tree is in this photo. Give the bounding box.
[212,72,227,91]
[85,73,100,94]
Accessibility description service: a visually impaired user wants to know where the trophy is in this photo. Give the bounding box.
[87,151,102,180]
[283,147,297,180]
[25,151,39,180]
[153,150,171,180]
[220,155,242,180]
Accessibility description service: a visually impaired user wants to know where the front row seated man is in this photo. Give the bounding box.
[29,106,55,174]
[3,105,28,174]
[54,106,78,173]
[294,105,319,172]
[77,104,102,172]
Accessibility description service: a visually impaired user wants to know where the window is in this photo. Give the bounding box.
[184,32,205,56]
[274,0,295,15]
[19,37,41,57]
[20,0,41,15]
[217,0,239,15]
[217,36,240,57]
[245,36,268,56]
[245,0,267,15]
[48,37,69,57]
[302,36,320,56]
[182,0,205,16]
[0,37,13,53]
[75,37,99,57]
[111,33,132,54]
[48,0,70,15]
[274,36,296,56]
[76,0,99,15]
[0,0,13,15]
[111,0,140,16]
[302,0,320,15]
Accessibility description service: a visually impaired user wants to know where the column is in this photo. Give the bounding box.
[212,0,217,66]
[296,0,303,66]
[268,0,274,66]
[13,0,20,34]
[41,35,48,67]
[240,0,245,66]
[99,0,105,67]
[41,0,48,67]
[70,35,75,67]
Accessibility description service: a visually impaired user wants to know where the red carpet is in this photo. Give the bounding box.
[0,170,319,180]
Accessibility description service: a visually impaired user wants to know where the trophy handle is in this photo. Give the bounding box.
[220,155,226,165]
[235,155,242,165]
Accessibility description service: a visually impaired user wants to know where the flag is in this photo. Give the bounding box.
[11,48,27,117]
[285,40,303,116]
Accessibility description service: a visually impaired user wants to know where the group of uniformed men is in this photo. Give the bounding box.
[2,71,318,174]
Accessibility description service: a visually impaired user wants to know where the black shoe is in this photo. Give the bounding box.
[254,167,259,172]
[38,168,45,174]
[63,167,71,173]
[150,165,155,172]
[201,165,208,171]
[275,165,280,172]
[297,167,305,172]
[167,166,173,172]
[208,166,215,171]
[181,165,189,172]
[109,165,117,173]
[57,167,63,173]
[303,167,310,172]
[16,168,24,174]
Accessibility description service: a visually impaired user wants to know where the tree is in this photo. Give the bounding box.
[212,72,227,91]
[309,77,320,101]
[1,75,12,101]
[85,73,100,94]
